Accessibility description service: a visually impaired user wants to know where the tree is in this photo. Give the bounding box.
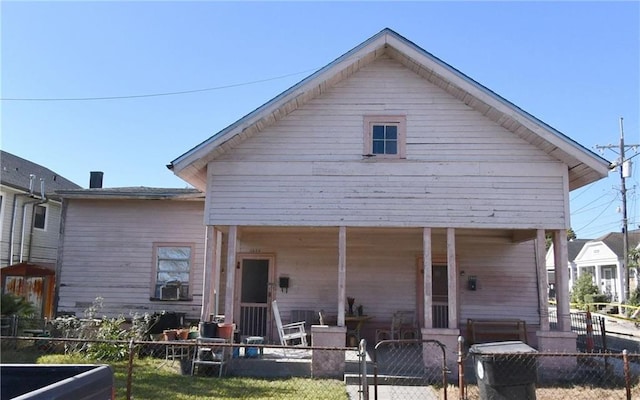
[545,228,577,251]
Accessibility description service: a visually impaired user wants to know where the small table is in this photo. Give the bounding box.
[345,315,373,346]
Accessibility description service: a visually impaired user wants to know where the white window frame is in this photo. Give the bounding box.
[33,204,48,231]
[363,115,407,159]
[151,243,194,301]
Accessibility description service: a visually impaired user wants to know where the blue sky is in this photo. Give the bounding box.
[1,1,638,240]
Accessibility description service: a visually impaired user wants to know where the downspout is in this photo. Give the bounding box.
[26,179,49,262]
[9,175,37,264]
[53,198,69,317]
[8,193,23,264]
[20,178,47,263]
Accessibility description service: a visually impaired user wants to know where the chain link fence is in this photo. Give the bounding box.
[373,339,448,399]
[2,314,640,400]
[458,350,640,400]
[1,336,358,399]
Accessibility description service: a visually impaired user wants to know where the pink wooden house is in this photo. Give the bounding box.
[168,29,610,357]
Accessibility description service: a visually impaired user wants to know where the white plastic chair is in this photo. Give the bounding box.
[375,312,403,343]
[272,300,308,346]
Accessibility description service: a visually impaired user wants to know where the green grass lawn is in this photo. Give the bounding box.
[3,347,348,400]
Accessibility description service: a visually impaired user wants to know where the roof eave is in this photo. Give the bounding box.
[170,28,611,189]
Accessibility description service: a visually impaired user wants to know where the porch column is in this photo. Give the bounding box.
[569,262,576,291]
[423,228,433,328]
[553,230,570,332]
[535,229,550,331]
[200,226,215,322]
[594,263,602,292]
[617,262,626,303]
[213,228,223,316]
[447,228,458,329]
[224,225,238,324]
[337,226,346,327]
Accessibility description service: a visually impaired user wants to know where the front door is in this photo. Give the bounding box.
[237,257,273,338]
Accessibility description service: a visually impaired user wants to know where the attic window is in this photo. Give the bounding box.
[363,115,406,159]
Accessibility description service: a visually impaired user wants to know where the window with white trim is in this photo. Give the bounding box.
[153,244,193,300]
[34,205,47,230]
[363,115,406,159]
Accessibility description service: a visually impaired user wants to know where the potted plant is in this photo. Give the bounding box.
[188,325,199,339]
[177,328,190,340]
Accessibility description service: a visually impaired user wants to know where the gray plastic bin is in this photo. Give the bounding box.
[470,341,537,400]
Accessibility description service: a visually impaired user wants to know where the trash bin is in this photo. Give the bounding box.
[199,322,218,338]
[470,341,538,400]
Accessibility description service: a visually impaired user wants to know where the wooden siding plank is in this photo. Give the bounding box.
[204,56,568,230]
[58,199,206,319]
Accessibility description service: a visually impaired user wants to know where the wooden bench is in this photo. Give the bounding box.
[466,319,527,345]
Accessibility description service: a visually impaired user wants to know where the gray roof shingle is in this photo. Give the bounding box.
[1,151,81,199]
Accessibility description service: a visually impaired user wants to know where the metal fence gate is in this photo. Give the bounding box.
[372,339,449,400]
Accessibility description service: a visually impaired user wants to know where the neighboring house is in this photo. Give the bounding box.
[545,239,591,297]
[573,230,640,301]
[0,151,81,317]
[0,151,81,268]
[54,186,206,320]
[167,27,611,360]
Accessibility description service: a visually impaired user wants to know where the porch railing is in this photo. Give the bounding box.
[239,304,268,337]
[433,302,449,329]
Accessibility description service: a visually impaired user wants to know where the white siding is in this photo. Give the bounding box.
[58,199,206,319]
[30,202,63,264]
[457,236,540,325]
[206,56,566,229]
[0,186,60,267]
[234,228,539,341]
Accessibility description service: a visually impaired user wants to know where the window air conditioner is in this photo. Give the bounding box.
[160,285,180,300]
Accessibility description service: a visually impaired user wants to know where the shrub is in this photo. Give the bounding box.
[1,293,35,317]
[51,297,152,361]
[570,273,599,306]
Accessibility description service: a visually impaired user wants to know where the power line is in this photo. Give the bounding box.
[572,199,619,216]
[571,192,617,213]
[595,117,639,302]
[0,68,320,102]
[574,196,618,232]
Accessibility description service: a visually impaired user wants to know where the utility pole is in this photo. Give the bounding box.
[596,117,638,303]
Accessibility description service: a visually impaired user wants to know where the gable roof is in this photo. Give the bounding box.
[592,229,640,258]
[567,239,591,261]
[546,238,590,266]
[169,28,611,191]
[1,150,81,200]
